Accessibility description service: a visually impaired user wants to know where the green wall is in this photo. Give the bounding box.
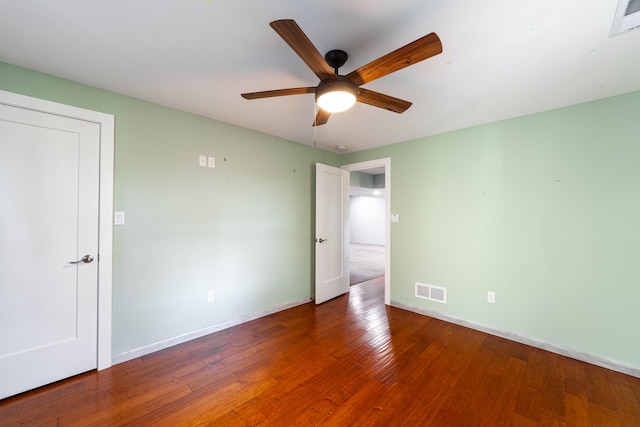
[0,61,339,356]
[351,171,385,189]
[343,90,640,370]
[3,59,639,371]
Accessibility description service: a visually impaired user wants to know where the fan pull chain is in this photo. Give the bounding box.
[313,102,317,147]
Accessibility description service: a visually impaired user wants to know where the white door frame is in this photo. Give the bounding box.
[0,90,114,370]
[341,158,391,305]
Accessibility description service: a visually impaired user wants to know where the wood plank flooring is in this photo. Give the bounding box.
[2,276,640,426]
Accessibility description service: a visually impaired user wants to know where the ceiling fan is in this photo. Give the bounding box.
[241,19,443,126]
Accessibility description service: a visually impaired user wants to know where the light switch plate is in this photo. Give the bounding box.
[199,155,207,167]
[391,214,399,223]
[207,156,215,168]
[114,211,125,225]
[487,291,496,303]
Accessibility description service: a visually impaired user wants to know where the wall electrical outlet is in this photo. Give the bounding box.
[487,291,496,303]
[207,156,215,168]
[207,291,215,303]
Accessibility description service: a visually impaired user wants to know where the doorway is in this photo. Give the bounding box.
[342,158,391,305]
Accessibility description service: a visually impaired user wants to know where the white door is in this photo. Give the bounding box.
[315,163,349,304]
[0,103,100,400]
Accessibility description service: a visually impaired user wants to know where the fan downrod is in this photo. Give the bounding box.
[325,50,348,74]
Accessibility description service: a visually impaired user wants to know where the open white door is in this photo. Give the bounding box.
[315,163,350,304]
[0,103,100,399]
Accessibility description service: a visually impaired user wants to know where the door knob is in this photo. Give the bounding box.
[69,255,94,264]
[317,238,327,243]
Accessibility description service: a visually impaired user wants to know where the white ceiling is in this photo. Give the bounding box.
[1,0,639,153]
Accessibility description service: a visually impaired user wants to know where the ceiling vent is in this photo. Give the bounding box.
[611,0,640,36]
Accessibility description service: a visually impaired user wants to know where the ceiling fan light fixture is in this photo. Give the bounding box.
[315,78,357,113]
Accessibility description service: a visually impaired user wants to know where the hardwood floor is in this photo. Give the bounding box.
[2,276,640,426]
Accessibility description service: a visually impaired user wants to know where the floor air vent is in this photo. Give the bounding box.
[415,282,446,303]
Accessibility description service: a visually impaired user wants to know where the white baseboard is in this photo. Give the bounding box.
[112,297,312,365]
[391,300,640,379]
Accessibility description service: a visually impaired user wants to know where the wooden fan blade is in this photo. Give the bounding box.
[346,33,442,86]
[313,108,331,126]
[270,20,337,82]
[356,88,412,113]
[241,87,316,100]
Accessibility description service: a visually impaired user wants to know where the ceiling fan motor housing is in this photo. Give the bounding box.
[315,76,359,112]
[315,76,359,99]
